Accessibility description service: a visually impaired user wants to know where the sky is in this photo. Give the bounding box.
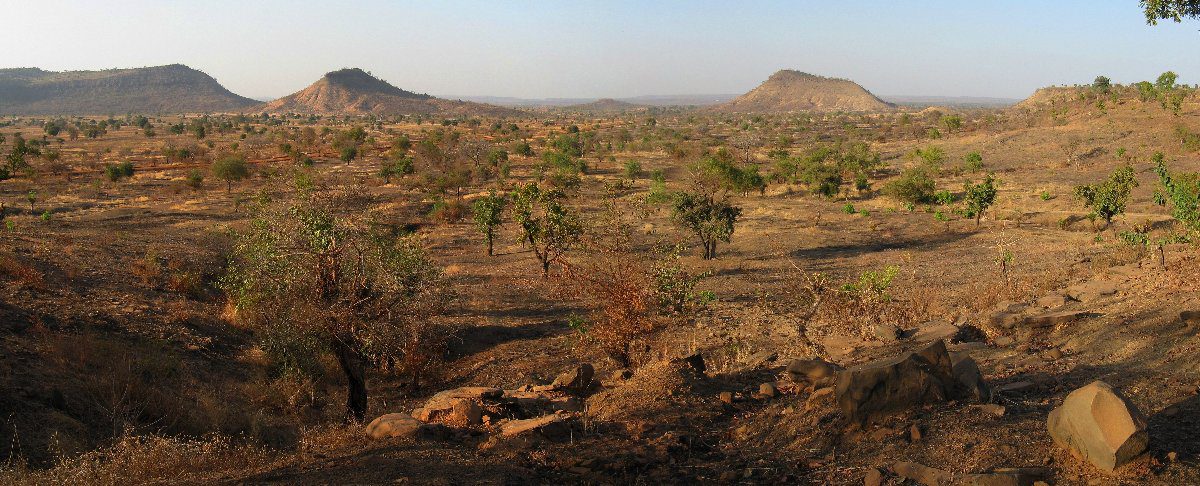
[4,0,1198,100]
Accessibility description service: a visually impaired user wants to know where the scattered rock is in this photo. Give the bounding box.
[364,413,424,440]
[909,423,923,442]
[1168,451,1178,462]
[739,350,778,371]
[874,322,902,342]
[1047,381,1148,472]
[498,414,575,441]
[550,363,595,394]
[450,399,483,426]
[805,387,835,411]
[993,336,1015,346]
[1067,281,1118,303]
[863,467,884,486]
[952,353,991,403]
[1033,292,1069,310]
[1042,348,1063,361]
[412,387,502,422]
[967,467,1051,486]
[973,403,1007,417]
[1023,310,1088,329]
[787,357,842,389]
[892,461,953,486]
[719,391,734,405]
[758,382,777,398]
[835,340,980,425]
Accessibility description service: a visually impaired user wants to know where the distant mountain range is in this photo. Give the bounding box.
[0,63,1020,115]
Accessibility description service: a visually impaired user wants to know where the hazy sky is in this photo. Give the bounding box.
[5,0,1198,100]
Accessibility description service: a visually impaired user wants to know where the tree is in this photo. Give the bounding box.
[1156,71,1178,91]
[1093,76,1112,93]
[223,189,447,422]
[940,115,963,133]
[670,192,741,259]
[1143,0,1200,24]
[339,145,358,164]
[511,183,582,275]
[471,192,506,256]
[1074,164,1139,228]
[960,174,998,227]
[1152,152,1200,233]
[212,155,249,191]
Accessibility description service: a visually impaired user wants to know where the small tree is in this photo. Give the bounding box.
[471,192,506,256]
[1074,164,1139,228]
[1152,152,1200,234]
[960,174,998,227]
[511,183,582,275]
[339,145,358,164]
[223,188,447,422]
[26,190,37,212]
[212,155,249,191]
[670,192,741,259]
[1093,75,1112,93]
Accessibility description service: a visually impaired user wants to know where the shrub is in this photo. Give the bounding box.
[222,188,448,422]
[428,197,468,224]
[624,160,644,180]
[212,155,249,191]
[511,182,583,275]
[883,167,936,204]
[104,161,135,182]
[670,192,741,259]
[1073,163,1138,227]
[959,174,998,226]
[963,152,984,173]
[1153,152,1200,234]
[692,152,766,195]
[471,192,506,255]
[186,169,204,189]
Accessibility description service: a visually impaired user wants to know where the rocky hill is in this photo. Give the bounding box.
[0,64,257,115]
[261,68,520,117]
[557,98,647,114]
[713,70,893,113]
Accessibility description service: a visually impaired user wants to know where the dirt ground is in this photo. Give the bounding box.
[2,89,1200,485]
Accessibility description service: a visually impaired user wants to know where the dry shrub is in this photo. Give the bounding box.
[0,434,272,486]
[783,265,929,352]
[561,247,664,367]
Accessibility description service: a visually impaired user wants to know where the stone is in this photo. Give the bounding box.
[787,357,842,389]
[1023,310,1087,329]
[551,363,595,394]
[864,467,884,486]
[835,340,976,425]
[994,381,1033,394]
[952,353,991,403]
[739,350,778,371]
[450,399,483,426]
[499,414,574,441]
[909,423,923,442]
[805,387,835,411]
[967,468,1052,486]
[892,461,953,485]
[364,413,423,440]
[993,336,1015,346]
[1042,348,1063,361]
[874,322,902,342]
[1067,281,1118,303]
[759,382,777,398]
[1168,451,1178,462]
[719,391,734,405]
[974,404,1007,417]
[1034,292,1069,310]
[1047,381,1148,472]
[412,387,502,422]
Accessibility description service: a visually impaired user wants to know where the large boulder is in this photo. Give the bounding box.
[786,357,842,389]
[364,413,423,440]
[412,386,502,422]
[549,363,594,394]
[1047,381,1148,472]
[835,340,982,425]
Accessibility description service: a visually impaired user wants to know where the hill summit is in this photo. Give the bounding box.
[261,68,518,117]
[714,70,893,113]
[0,64,257,115]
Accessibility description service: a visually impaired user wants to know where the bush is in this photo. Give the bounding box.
[211,155,249,191]
[222,188,448,421]
[670,192,741,259]
[1153,152,1200,234]
[624,160,644,180]
[883,167,936,204]
[471,192,506,255]
[959,174,998,226]
[104,161,135,182]
[511,182,583,275]
[1074,164,1138,226]
[963,152,984,173]
[186,169,204,189]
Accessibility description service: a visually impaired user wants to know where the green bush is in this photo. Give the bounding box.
[883,168,936,204]
[104,161,135,182]
[1074,164,1138,226]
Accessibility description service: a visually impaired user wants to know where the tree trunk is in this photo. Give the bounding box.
[333,337,368,423]
[542,258,551,277]
[485,229,494,256]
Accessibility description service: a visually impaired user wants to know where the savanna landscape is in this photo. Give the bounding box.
[3,1,1200,485]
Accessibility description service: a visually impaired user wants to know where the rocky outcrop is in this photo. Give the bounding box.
[0,64,256,114]
[262,68,520,116]
[834,340,986,425]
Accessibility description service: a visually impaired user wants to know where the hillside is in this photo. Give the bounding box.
[261,68,521,117]
[713,70,893,113]
[0,64,257,115]
[557,98,647,114]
